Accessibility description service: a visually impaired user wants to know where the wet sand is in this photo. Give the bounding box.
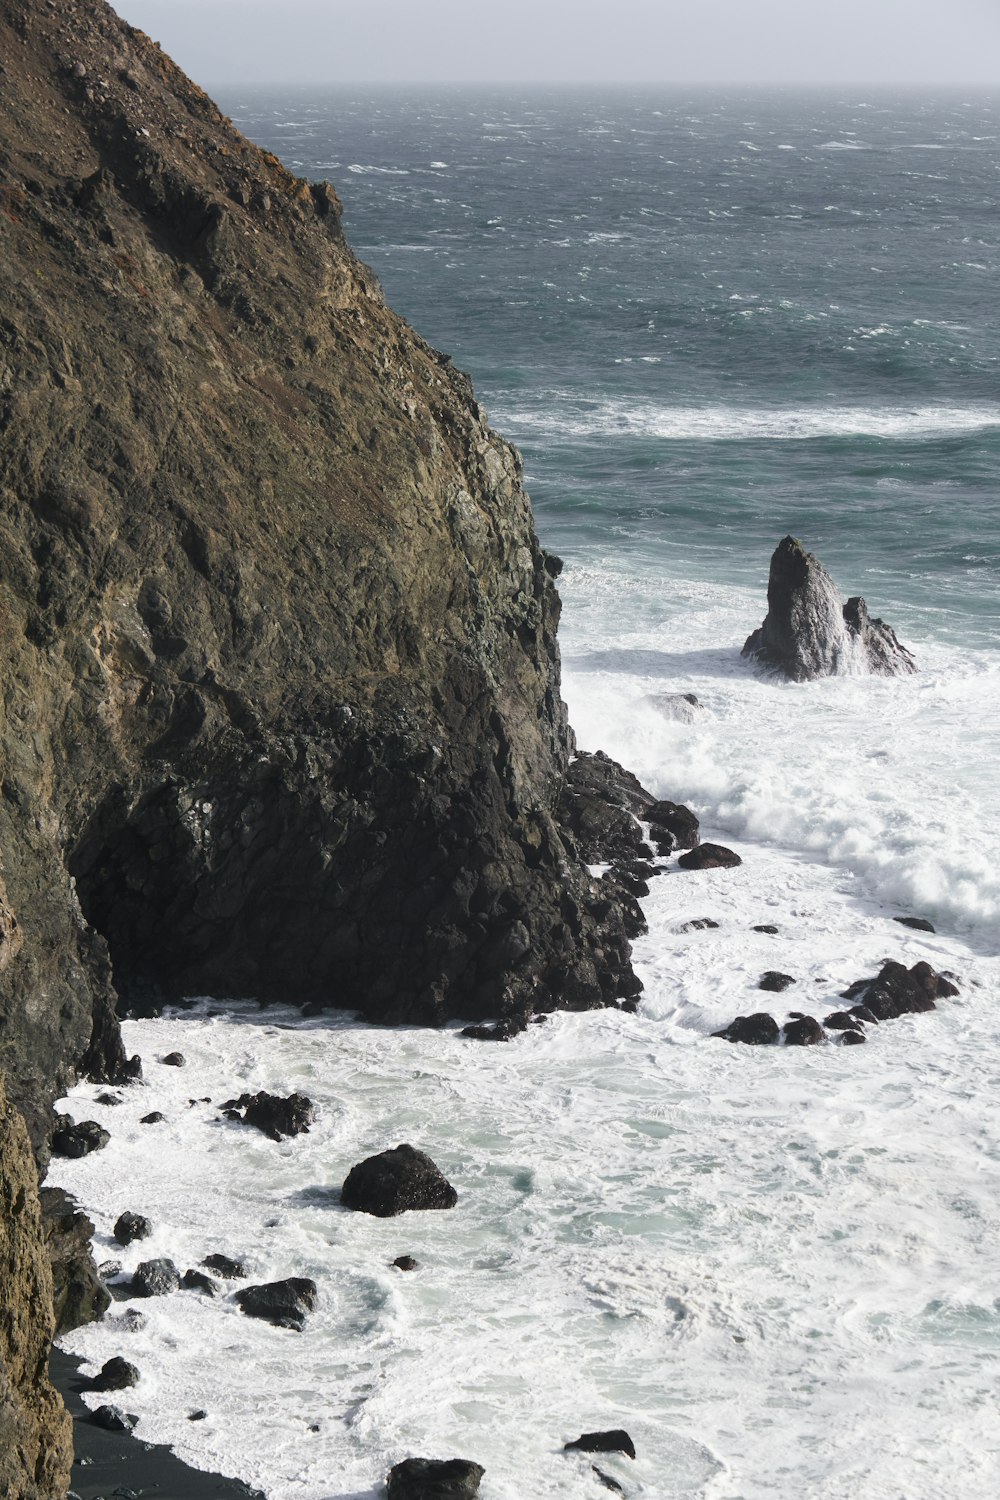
[52,1349,266,1500]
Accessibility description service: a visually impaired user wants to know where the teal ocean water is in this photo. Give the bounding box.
[226,87,1000,641]
[54,90,1000,1500]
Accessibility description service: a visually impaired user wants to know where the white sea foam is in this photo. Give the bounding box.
[50,557,1000,1500]
[559,563,1000,945]
[496,399,1000,445]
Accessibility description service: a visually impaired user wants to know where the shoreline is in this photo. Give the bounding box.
[51,1349,266,1500]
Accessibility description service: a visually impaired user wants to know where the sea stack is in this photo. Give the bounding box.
[0,0,647,1490]
[742,536,916,681]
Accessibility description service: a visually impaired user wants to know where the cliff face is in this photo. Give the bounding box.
[0,0,640,1078]
[0,1073,73,1499]
[0,1,645,1484]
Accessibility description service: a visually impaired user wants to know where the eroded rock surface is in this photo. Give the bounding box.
[0,1074,73,1499]
[743,536,916,681]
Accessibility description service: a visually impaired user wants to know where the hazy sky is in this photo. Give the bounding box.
[111,0,1000,85]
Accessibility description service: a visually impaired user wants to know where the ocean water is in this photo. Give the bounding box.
[52,90,1000,1499]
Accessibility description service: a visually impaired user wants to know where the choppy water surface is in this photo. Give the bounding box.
[53,89,1000,1499]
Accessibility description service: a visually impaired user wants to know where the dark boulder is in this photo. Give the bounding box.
[841,1029,867,1045]
[114,1211,152,1246]
[161,1052,185,1067]
[387,1457,485,1499]
[644,691,704,724]
[51,1117,110,1158]
[823,1011,863,1032]
[677,917,720,932]
[753,924,779,934]
[91,1405,138,1432]
[557,751,655,869]
[219,1090,315,1140]
[849,1004,879,1025]
[647,799,700,854]
[743,536,916,681]
[203,1253,247,1279]
[842,960,958,1019]
[783,1015,825,1046]
[39,1188,111,1333]
[140,1111,165,1124]
[341,1144,458,1217]
[91,1357,139,1392]
[461,1018,526,1042]
[564,1430,636,1460]
[713,1013,780,1045]
[236,1277,318,1330]
[894,915,935,933]
[393,1255,419,1272]
[758,971,795,992]
[131,1258,180,1297]
[677,843,741,871]
[181,1269,219,1296]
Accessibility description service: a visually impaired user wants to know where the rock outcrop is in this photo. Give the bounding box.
[0,0,641,1098]
[743,536,916,681]
[0,0,654,1486]
[0,1074,73,1500]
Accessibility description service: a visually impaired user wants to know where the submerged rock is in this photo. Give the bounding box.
[677,843,741,871]
[203,1253,247,1279]
[342,1144,458,1217]
[758,971,795,992]
[387,1457,485,1499]
[743,536,916,681]
[643,691,705,724]
[893,915,936,933]
[712,1013,780,1045]
[236,1277,318,1330]
[564,1430,637,1460]
[219,1090,315,1140]
[181,1269,219,1296]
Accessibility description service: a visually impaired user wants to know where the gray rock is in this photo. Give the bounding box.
[131,1258,180,1297]
[743,536,916,681]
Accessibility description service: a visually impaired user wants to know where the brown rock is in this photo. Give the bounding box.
[0,1073,73,1499]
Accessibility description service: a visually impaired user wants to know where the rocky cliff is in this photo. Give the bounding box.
[0,2,642,1489]
[0,1072,73,1498]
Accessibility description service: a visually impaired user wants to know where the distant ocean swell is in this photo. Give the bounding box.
[495,401,1000,444]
